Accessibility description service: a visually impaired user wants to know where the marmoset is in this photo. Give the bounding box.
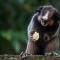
[25,5,60,56]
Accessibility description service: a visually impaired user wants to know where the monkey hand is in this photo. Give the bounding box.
[45,52,59,56]
[20,51,32,60]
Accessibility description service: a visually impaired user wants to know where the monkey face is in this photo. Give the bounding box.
[38,14,54,27]
[38,11,50,26]
[37,6,56,27]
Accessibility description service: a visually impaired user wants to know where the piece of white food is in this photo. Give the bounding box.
[33,32,39,41]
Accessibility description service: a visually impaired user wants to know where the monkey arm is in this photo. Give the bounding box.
[25,40,37,54]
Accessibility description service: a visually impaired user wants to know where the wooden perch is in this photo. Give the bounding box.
[0,55,60,60]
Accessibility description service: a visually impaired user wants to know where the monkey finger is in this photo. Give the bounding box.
[21,53,32,60]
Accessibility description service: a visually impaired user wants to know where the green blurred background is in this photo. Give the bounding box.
[0,0,60,55]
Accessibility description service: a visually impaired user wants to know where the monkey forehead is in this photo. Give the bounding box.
[38,11,53,20]
[40,10,55,20]
[42,8,55,15]
[37,5,58,20]
[39,5,56,16]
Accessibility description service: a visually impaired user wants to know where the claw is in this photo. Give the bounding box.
[20,52,32,60]
[45,52,58,56]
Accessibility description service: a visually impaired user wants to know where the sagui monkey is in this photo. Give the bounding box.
[24,5,60,56]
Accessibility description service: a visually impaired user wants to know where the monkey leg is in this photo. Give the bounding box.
[45,37,59,56]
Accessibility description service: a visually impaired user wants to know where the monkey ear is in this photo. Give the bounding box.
[34,6,43,13]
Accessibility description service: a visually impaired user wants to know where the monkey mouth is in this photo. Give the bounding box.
[42,23,48,26]
[41,21,48,26]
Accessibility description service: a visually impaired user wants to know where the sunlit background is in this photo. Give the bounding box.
[0,0,60,55]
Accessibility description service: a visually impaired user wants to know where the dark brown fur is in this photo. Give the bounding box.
[25,5,60,55]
